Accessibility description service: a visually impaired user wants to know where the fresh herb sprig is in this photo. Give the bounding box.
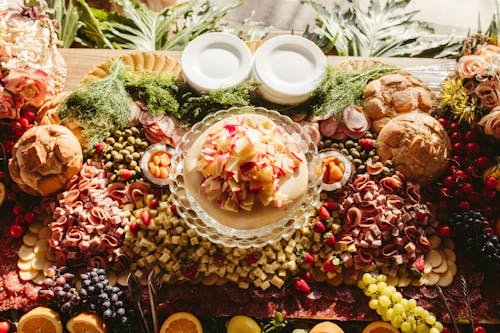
[308,64,397,121]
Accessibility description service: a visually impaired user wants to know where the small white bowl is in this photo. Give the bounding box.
[253,35,327,105]
[319,149,354,192]
[181,32,253,93]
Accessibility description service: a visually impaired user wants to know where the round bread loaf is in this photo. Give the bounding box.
[363,72,436,133]
[8,124,83,196]
[376,113,451,185]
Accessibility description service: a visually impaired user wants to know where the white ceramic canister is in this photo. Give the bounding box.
[181,32,254,93]
[252,35,327,105]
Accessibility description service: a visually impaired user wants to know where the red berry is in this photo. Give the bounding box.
[468,191,482,203]
[10,120,22,130]
[443,175,456,189]
[451,155,462,164]
[23,211,36,224]
[170,204,179,217]
[140,210,150,226]
[246,252,260,265]
[450,122,460,131]
[475,156,491,170]
[438,225,452,237]
[18,117,29,128]
[412,258,425,272]
[0,170,3,178]
[303,252,314,264]
[437,118,448,128]
[95,142,107,154]
[484,226,494,235]
[313,220,326,233]
[149,198,159,209]
[454,170,468,182]
[439,187,453,199]
[323,258,336,272]
[0,320,11,333]
[464,130,478,142]
[12,127,24,138]
[323,232,336,247]
[465,142,480,156]
[322,201,337,211]
[358,138,376,150]
[13,205,23,216]
[442,327,451,333]
[3,140,14,153]
[461,183,474,194]
[449,131,462,142]
[416,210,427,220]
[459,201,471,210]
[9,224,24,238]
[117,168,133,181]
[482,188,497,200]
[129,221,140,233]
[474,326,487,333]
[465,165,477,177]
[485,176,499,189]
[303,271,313,283]
[318,206,330,220]
[294,277,311,293]
[21,108,36,122]
[452,142,463,154]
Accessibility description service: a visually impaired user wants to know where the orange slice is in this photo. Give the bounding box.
[66,312,107,333]
[160,312,203,333]
[362,321,400,333]
[310,321,345,333]
[18,306,63,333]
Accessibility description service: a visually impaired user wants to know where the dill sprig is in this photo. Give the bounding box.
[58,61,134,148]
[308,64,397,122]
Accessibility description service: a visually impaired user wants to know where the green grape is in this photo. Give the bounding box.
[393,303,405,315]
[358,280,367,289]
[366,284,378,296]
[426,315,436,325]
[385,308,395,321]
[429,328,440,333]
[369,299,379,310]
[400,299,409,309]
[414,306,426,317]
[408,298,417,309]
[377,282,387,292]
[401,321,412,333]
[433,322,443,331]
[378,295,391,308]
[382,286,396,297]
[407,317,416,328]
[391,291,403,303]
[391,318,403,329]
[416,323,430,333]
[363,273,376,284]
[376,274,387,282]
[376,306,387,316]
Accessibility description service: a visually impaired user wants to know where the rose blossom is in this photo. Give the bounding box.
[475,79,500,110]
[478,107,500,139]
[474,44,500,63]
[0,85,17,119]
[0,40,14,63]
[2,67,54,108]
[456,55,489,79]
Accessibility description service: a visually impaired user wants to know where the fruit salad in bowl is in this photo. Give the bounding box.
[169,106,322,248]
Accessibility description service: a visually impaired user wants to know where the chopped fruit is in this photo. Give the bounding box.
[66,313,106,333]
[310,321,344,333]
[196,116,304,212]
[18,307,63,333]
[318,206,330,220]
[313,220,327,233]
[359,138,376,150]
[140,210,150,226]
[160,312,202,333]
[323,201,337,211]
[361,321,398,333]
[438,225,452,237]
[323,232,336,247]
[294,277,311,293]
[226,315,261,333]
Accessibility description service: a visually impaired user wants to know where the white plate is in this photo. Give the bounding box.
[253,35,327,103]
[181,32,253,93]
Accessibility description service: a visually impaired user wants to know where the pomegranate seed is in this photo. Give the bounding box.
[465,165,477,176]
[474,326,487,333]
[13,205,23,216]
[23,212,36,224]
[9,224,24,238]
[318,206,330,220]
[485,176,499,189]
[475,156,491,170]
[149,199,160,209]
[438,225,452,237]
[437,118,448,128]
[454,170,467,181]
[459,201,471,210]
[322,201,337,211]
[129,221,140,234]
[451,155,462,164]
[484,226,494,235]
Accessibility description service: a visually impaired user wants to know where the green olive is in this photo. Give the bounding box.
[125,155,133,163]
[106,137,116,145]
[359,151,367,159]
[105,153,112,160]
[135,166,142,174]
[124,129,133,137]
[127,137,136,145]
[331,143,339,149]
[368,150,375,157]
[384,160,393,168]
[140,142,148,149]
[353,158,362,166]
[113,143,123,150]
[340,148,349,156]
[131,127,140,135]
[125,145,135,153]
[119,149,129,156]
[372,156,380,162]
[131,152,141,160]
[365,132,373,139]
[357,165,366,173]
[110,174,117,181]
[114,154,124,162]
[135,138,142,145]
[324,139,332,147]
[382,167,391,175]
[129,160,138,168]
[318,142,324,150]
[345,140,355,149]
[113,130,123,138]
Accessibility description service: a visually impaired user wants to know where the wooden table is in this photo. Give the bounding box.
[59,48,456,92]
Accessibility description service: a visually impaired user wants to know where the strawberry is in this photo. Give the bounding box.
[323,232,336,247]
[302,271,313,283]
[318,206,330,220]
[95,142,107,154]
[246,252,261,264]
[322,201,337,211]
[303,252,314,264]
[294,277,311,293]
[313,220,326,233]
[416,209,428,221]
[359,138,376,150]
[410,257,425,278]
[140,210,150,226]
[323,256,342,272]
[170,204,179,217]
[117,168,133,181]
[129,221,140,233]
[149,198,160,209]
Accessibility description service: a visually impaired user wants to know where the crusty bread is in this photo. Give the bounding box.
[376,112,451,185]
[363,72,436,133]
[8,125,83,196]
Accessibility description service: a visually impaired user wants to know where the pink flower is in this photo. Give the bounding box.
[475,79,500,110]
[0,86,18,119]
[456,55,489,79]
[0,40,14,63]
[2,67,54,108]
[474,44,500,63]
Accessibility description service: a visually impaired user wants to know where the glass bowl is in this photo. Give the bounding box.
[168,106,322,248]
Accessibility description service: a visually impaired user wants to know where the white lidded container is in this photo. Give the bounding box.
[181,32,253,93]
[253,35,327,105]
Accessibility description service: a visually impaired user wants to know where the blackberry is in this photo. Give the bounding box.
[448,211,500,270]
[79,267,136,333]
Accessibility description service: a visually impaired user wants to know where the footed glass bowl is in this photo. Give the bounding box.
[169,106,322,248]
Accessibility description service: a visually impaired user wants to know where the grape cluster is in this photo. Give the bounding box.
[448,211,500,269]
[38,266,80,315]
[358,273,443,333]
[79,267,135,332]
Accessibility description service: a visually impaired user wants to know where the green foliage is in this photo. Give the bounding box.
[302,0,460,58]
